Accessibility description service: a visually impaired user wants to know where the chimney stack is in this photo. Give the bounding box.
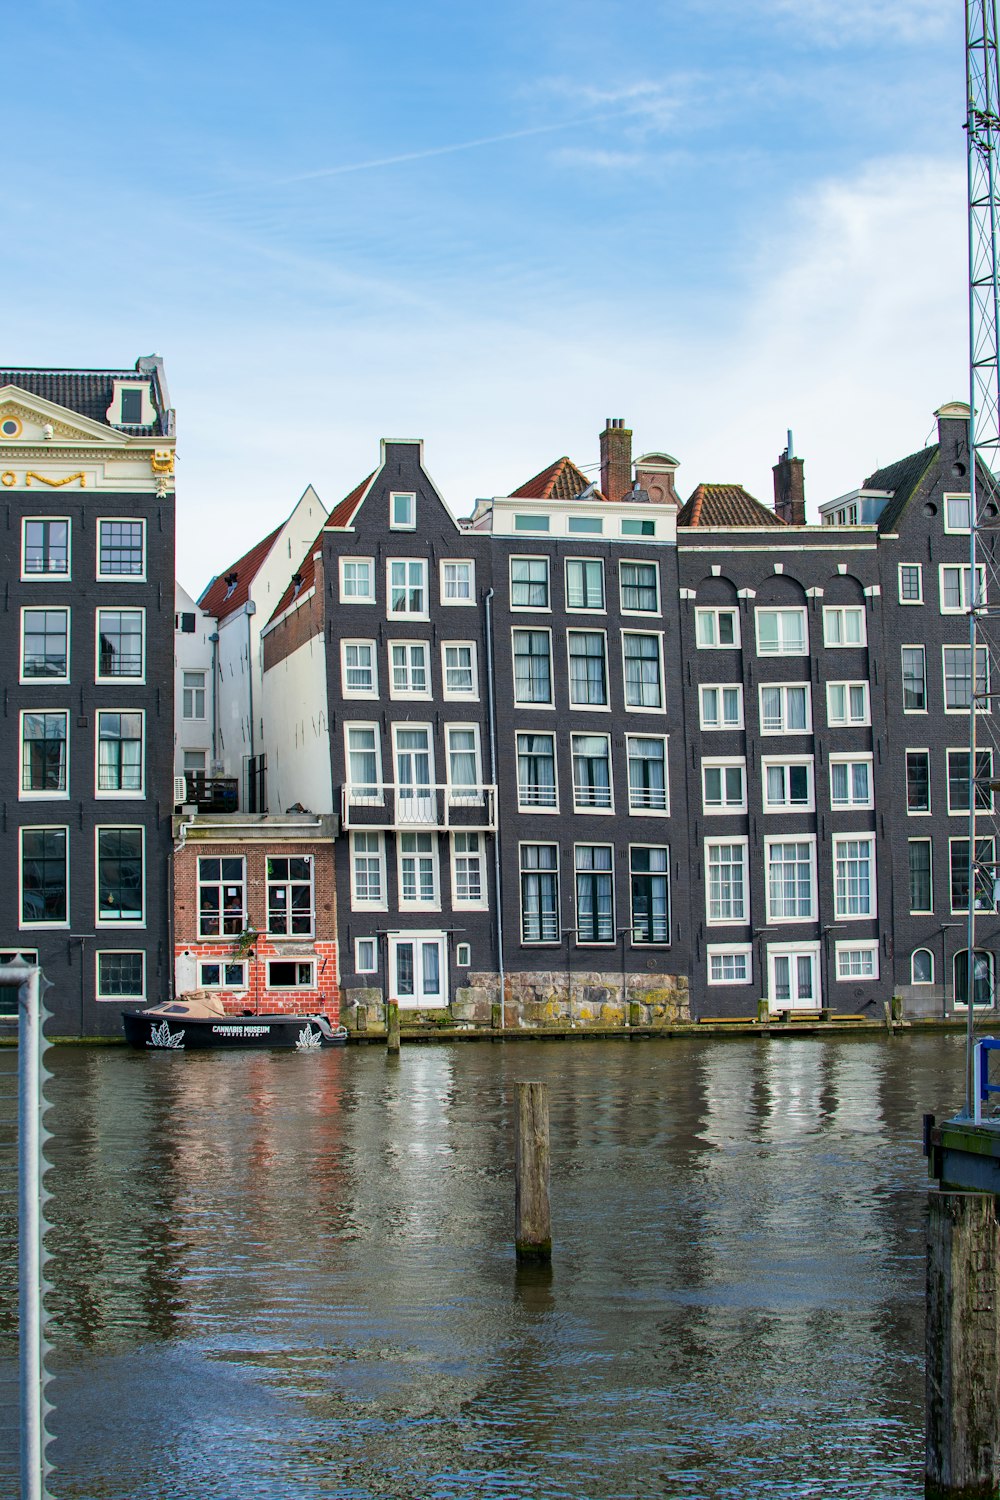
[773,431,806,525]
[600,418,632,503]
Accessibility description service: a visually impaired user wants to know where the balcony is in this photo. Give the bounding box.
[181,774,239,813]
[341,783,497,832]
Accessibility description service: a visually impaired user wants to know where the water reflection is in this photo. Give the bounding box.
[8,1036,967,1498]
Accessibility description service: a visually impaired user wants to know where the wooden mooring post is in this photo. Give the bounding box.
[386,1001,400,1056]
[925,1189,1000,1500]
[515,1081,551,1262]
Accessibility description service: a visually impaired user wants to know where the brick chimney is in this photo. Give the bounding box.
[600,418,632,503]
[773,432,806,525]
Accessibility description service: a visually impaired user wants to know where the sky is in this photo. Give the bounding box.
[3,0,968,594]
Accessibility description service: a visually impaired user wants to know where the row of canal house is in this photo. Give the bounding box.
[2,360,994,1035]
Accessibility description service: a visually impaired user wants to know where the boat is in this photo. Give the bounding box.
[122,990,348,1050]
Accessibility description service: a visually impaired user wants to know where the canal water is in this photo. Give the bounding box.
[0,1034,972,1498]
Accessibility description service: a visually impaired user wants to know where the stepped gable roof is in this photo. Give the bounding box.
[0,365,168,436]
[199,525,282,620]
[511,456,605,502]
[867,444,938,533]
[678,483,785,527]
[327,472,376,527]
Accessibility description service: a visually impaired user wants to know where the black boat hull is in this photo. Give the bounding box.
[122,1011,346,1050]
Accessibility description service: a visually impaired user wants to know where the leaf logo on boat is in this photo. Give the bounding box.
[295,1025,323,1051]
[147,1021,185,1049]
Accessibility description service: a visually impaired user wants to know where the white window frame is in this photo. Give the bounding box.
[571,732,614,814]
[450,831,488,909]
[21,516,71,582]
[835,941,880,981]
[911,948,934,985]
[95,949,147,1001]
[833,835,877,921]
[392,722,436,823]
[441,641,479,700]
[445,723,483,804]
[96,709,145,799]
[625,734,669,816]
[898,563,923,605]
[386,558,429,620]
[19,709,69,801]
[397,831,440,911]
[755,607,808,656]
[512,627,554,707]
[265,854,315,939]
[701,757,747,814]
[390,491,416,530]
[566,629,610,709]
[822,605,867,648]
[266,958,317,990]
[619,559,661,616]
[517,730,559,813]
[628,843,671,947]
[759,682,812,735]
[828,754,874,810]
[95,824,146,929]
[510,555,550,612]
[706,944,753,986]
[699,683,744,731]
[95,607,145,685]
[573,842,616,946]
[350,831,386,910]
[902,645,928,714]
[939,563,987,614]
[341,639,378,699]
[19,825,69,930]
[705,837,749,926]
[519,842,561,945]
[339,557,375,604]
[355,937,378,974]
[621,631,665,713]
[440,558,475,605]
[388,640,432,699]
[765,836,817,924]
[826,680,871,727]
[196,959,248,991]
[20,606,70,686]
[695,607,740,649]
[456,942,472,967]
[344,722,383,805]
[909,838,934,915]
[564,557,606,613]
[196,855,246,938]
[944,492,972,533]
[182,669,207,720]
[761,756,815,813]
[96,516,147,582]
[905,748,932,815]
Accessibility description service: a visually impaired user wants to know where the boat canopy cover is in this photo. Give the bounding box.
[147,990,229,1019]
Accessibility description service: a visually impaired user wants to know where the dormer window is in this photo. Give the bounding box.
[121,389,142,424]
[106,380,154,428]
[390,493,415,530]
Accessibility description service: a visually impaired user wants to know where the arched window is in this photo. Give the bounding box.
[911,949,934,984]
[954,949,995,1009]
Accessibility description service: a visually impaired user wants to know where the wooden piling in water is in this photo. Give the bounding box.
[386,1002,400,1055]
[925,1189,1000,1500]
[515,1081,551,1262]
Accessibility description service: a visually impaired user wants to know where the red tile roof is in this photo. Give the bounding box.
[199,524,283,619]
[677,483,784,527]
[511,457,604,502]
[328,472,375,528]
[269,472,375,624]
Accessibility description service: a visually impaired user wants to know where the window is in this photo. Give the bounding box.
[700,684,744,730]
[20,712,67,796]
[707,946,752,985]
[517,732,557,810]
[446,727,481,802]
[568,516,603,535]
[20,827,67,926]
[756,608,807,655]
[514,514,550,532]
[182,670,206,719]
[696,608,739,648]
[620,561,659,614]
[950,837,996,912]
[911,949,934,984]
[513,630,552,705]
[183,750,206,774]
[390,492,415,530]
[346,725,382,801]
[572,734,613,810]
[761,683,811,734]
[197,856,245,937]
[621,518,655,537]
[627,736,668,813]
[567,632,608,706]
[944,646,990,711]
[399,832,438,906]
[120,388,143,423]
[355,938,377,974]
[575,845,614,943]
[340,558,375,603]
[394,726,434,822]
[97,609,144,680]
[520,845,559,943]
[197,960,247,990]
[442,642,478,698]
[945,493,972,532]
[456,942,471,966]
[342,641,377,697]
[906,751,931,813]
[442,560,474,603]
[565,559,604,611]
[833,836,875,919]
[827,681,870,727]
[940,564,986,613]
[351,832,385,906]
[510,557,549,609]
[266,856,314,936]
[954,950,995,1009]
[909,840,933,913]
[766,839,816,921]
[98,519,145,578]
[387,559,427,617]
[836,942,879,980]
[630,847,670,944]
[390,641,430,697]
[97,951,145,1000]
[762,758,814,811]
[622,633,663,709]
[823,606,866,647]
[898,564,923,604]
[267,960,316,990]
[21,608,68,681]
[829,756,873,809]
[22,519,69,578]
[702,759,746,813]
[901,647,926,711]
[768,945,820,1009]
[96,827,144,924]
[96,711,143,795]
[452,832,485,905]
[706,841,748,924]
[947,749,994,814]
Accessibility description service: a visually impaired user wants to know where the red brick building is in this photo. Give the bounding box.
[173,812,339,1020]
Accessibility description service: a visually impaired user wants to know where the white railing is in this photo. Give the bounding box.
[341,783,497,831]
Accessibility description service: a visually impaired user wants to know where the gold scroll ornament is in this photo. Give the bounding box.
[25,472,87,488]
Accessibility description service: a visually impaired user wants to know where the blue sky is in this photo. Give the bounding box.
[5,0,966,591]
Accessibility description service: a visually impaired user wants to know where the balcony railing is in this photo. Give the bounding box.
[341,783,497,831]
[183,774,239,813]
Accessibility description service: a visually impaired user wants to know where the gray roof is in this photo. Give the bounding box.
[0,362,171,436]
[868,444,937,533]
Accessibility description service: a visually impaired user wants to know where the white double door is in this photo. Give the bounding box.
[767,943,821,1012]
[388,932,447,1009]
